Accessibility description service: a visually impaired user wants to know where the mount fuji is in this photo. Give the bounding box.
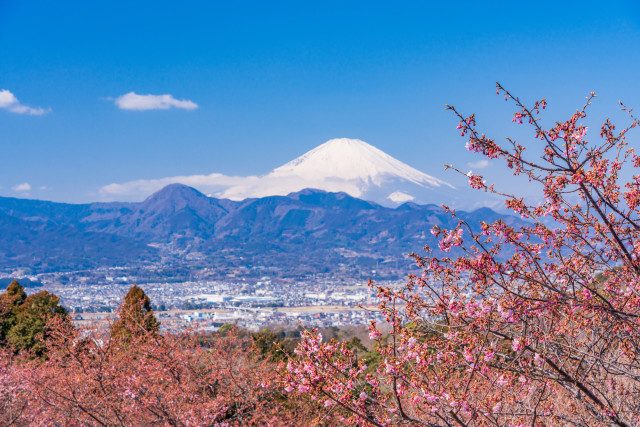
[101,138,465,207]
[217,138,456,206]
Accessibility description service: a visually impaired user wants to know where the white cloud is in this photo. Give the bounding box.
[99,173,248,201]
[113,92,198,111]
[98,172,366,202]
[467,159,489,169]
[0,90,50,115]
[13,183,31,192]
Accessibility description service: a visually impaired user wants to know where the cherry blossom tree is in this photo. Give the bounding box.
[287,83,640,426]
[9,298,326,425]
[0,350,29,426]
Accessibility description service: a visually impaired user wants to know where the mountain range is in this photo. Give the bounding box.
[0,185,517,277]
[2,139,511,278]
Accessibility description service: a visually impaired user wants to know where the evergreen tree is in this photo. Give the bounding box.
[3,280,26,306]
[7,291,67,356]
[111,285,160,341]
[0,281,67,356]
[0,280,25,343]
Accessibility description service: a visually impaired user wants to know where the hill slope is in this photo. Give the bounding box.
[0,185,520,276]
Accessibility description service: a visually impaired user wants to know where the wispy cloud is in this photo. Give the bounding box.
[467,159,489,169]
[98,173,362,202]
[112,92,198,111]
[0,90,50,115]
[99,173,247,201]
[13,183,31,192]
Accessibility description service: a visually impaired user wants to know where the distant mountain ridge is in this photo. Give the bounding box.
[0,184,520,276]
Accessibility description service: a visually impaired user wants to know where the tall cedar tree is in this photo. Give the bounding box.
[111,285,160,341]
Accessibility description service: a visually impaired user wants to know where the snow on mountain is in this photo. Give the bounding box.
[387,191,415,203]
[269,138,450,187]
[100,138,463,207]
[216,138,456,206]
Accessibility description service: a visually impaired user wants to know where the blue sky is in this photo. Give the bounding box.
[1,0,640,203]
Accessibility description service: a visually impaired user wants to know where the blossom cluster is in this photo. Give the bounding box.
[288,84,640,426]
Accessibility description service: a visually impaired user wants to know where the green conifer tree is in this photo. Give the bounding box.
[111,285,160,341]
[3,280,26,306]
[0,281,68,357]
[7,291,67,356]
[0,280,26,343]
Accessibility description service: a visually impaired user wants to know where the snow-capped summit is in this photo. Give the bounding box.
[268,138,452,188]
[217,138,456,206]
[101,138,465,207]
